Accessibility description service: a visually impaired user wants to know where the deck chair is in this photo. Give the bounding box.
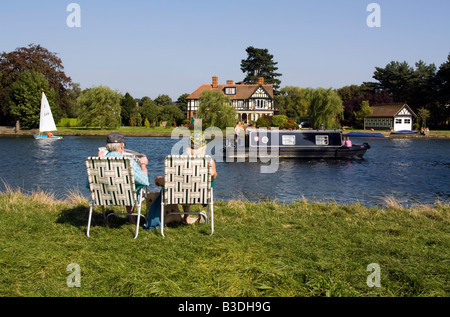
[160,155,214,237]
[85,157,146,239]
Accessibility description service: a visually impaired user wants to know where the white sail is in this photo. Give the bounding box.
[39,91,57,132]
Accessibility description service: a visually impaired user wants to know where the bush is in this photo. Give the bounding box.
[281,118,299,130]
[256,117,271,128]
[57,118,78,127]
[272,115,288,127]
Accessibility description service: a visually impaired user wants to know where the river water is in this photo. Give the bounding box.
[0,135,449,207]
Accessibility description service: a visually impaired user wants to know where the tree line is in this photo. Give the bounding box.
[1,44,449,130]
[276,56,450,129]
[0,44,190,129]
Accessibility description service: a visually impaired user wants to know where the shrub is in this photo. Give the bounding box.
[256,117,271,128]
[281,118,299,130]
[57,118,78,127]
[272,115,288,127]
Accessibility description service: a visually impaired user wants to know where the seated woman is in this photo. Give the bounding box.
[154,134,218,224]
[343,137,352,148]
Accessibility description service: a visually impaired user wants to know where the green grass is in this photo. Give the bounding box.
[56,126,175,135]
[0,188,448,297]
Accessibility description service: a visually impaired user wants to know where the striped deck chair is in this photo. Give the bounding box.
[85,157,146,239]
[161,155,214,237]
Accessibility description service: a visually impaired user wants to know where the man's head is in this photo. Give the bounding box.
[106,132,125,153]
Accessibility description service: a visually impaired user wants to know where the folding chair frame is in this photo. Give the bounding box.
[85,157,146,239]
[160,155,214,237]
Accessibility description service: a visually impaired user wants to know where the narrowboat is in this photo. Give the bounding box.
[224,129,370,160]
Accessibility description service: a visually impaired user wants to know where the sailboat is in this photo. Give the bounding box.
[33,91,63,140]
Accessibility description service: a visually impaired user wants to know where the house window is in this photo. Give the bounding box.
[395,119,402,124]
[404,119,411,124]
[315,135,329,145]
[237,100,244,109]
[255,99,266,109]
[225,87,236,95]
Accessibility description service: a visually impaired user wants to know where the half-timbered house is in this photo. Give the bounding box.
[186,76,275,123]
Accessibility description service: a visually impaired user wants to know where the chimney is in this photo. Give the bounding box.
[226,80,234,85]
[258,77,264,85]
[212,76,218,88]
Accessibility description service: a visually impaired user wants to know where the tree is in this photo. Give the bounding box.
[371,61,415,103]
[433,54,450,127]
[240,46,282,94]
[158,105,184,126]
[337,84,392,127]
[129,103,142,127]
[435,54,450,105]
[176,93,190,117]
[0,44,72,124]
[307,88,344,129]
[417,108,430,128]
[9,70,59,129]
[139,97,159,125]
[354,100,373,129]
[271,115,289,127]
[120,92,136,126]
[154,94,173,107]
[64,82,82,118]
[275,86,311,121]
[76,86,122,129]
[197,89,236,129]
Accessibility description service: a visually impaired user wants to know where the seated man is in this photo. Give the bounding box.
[99,132,150,223]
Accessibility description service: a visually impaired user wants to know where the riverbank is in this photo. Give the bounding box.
[1,126,450,138]
[0,187,448,297]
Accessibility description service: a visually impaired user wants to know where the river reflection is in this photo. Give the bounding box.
[0,136,449,207]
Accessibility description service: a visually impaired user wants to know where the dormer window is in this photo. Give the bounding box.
[225,87,236,95]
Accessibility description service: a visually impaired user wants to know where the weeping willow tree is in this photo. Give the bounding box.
[197,89,236,129]
[307,88,344,129]
[76,86,122,129]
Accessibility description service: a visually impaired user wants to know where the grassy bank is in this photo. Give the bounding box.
[0,188,448,297]
[2,126,450,138]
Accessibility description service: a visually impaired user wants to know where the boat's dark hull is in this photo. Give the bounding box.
[224,129,370,160]
[224,144,370,160]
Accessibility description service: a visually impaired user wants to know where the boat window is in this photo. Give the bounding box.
[282,135,296,145]
[315,135,329,145]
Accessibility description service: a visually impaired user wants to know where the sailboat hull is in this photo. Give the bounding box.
[33,135,63,140]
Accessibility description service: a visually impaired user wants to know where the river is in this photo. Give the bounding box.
[0,135,449,207]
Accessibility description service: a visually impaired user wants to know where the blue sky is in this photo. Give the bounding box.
[1,0,449,100]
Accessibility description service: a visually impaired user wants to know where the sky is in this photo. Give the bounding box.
[1,0,449,100]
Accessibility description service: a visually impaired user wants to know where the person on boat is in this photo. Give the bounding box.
[153,133,218,225]
[100,132,149,223]
[343,137,352,148]
[47,132,53,138]
[234,121,244,147]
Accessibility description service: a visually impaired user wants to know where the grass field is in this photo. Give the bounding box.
[0,187,448,297]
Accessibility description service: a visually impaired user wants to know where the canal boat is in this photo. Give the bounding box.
[224,129,370,160]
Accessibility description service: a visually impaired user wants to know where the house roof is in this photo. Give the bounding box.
[367,104,417,118]
[187,83,274,100]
